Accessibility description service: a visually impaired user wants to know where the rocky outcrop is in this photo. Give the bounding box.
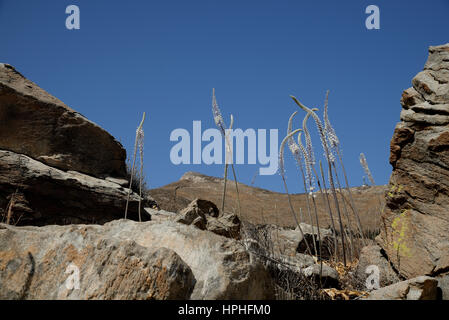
[175,199,241,239]
[0,63,126,178]
[0,219,275,299]
[378,44,449,279]
[0,150,155,225]
[0,64,155,225]
[362,276,438,300]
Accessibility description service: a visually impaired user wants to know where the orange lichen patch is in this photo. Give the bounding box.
[322,288,368,300]
[325,260,358,279]
[153,265,170,299]
[0,250,17,271]
[40,244,90,271]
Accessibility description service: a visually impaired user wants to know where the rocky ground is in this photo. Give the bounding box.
[1,43,449,300]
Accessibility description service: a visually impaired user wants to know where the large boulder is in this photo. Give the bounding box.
[0,237,195,300]
[0,150,155,225]
[0,219,275,299]
[0,63,126,179]
[377,44,449,279]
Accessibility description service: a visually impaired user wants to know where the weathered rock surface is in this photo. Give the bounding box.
[355,245,401,288]
[378,43,449,279]
[0,236,195,300]
[0,150,155,225]
[206,212,241,239]
[0,219,275,300]
[362,276,438,300]
[0,63,126,178]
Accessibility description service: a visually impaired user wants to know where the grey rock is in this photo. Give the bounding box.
[362,276,438,300]
[355,245,401,288]
[302,264,339,288]
[424,44,449,71]
[206,213,241,239]
[295,223,334,259]
[400,108,449,125]
[412,70,449,105]
[105,177,129,187]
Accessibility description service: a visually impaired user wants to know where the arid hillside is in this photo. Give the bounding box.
[151,171,386,233]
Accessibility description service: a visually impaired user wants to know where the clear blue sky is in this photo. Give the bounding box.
[1,0,448,193]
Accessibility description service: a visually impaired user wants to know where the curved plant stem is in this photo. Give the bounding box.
[279,129,313,256]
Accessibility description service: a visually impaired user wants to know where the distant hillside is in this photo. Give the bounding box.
[151,171,386,232]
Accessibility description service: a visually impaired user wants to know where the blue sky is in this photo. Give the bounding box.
[1,0,448,193]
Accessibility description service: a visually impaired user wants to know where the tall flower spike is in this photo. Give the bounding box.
[279,128,302,176]
[302,112,316,166]
[298,132,314,193]
[292,96,331,165]
[360,153,375,185]
[292,95,349,266]
[323,90,339,148]
[212,88,226,136]
[287,111,301,162]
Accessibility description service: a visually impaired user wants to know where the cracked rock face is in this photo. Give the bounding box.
[377,44,449,279]
[0,63,127,179]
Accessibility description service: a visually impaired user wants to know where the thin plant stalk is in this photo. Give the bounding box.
[279,128,313,256]
[230,162,242,217]
[286,112,317,256]
[336,148,367,246]
[323,91,366,249]
[331,160,364,256]
[222,163,228,214]
[212,89,242,217]
[316,161,339,260]
[125,112,146,220]
[325,161,355,261]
